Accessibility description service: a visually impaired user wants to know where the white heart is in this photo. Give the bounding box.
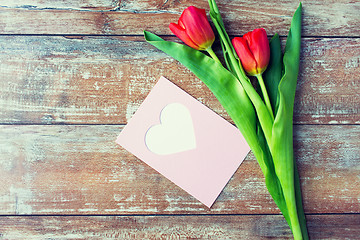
[145,103,196,155]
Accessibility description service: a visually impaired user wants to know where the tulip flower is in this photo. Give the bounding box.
[232,28,273,119]
[232,28,270,76]
[169,6,220,62]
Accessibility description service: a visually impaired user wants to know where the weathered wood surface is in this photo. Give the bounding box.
[0,0,359,36]
[0,0,359,238]
[0,215,359,239]
[0,125,358,215]
[0,36,359,125]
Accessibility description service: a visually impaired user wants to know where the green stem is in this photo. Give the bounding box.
[256,74,274,120]
[209,0,274,145]
[208,15,243,80]
[206,47,221,64]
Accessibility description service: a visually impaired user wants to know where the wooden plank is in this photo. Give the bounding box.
[0,125,358,215]
[0,36,359,124]
[0,215,359,239]
[0,0,119,10]
[0,0,359,36]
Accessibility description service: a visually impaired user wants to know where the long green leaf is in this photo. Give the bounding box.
[263,33,283,115]
[269,3,307,239]
[294,159,309,239]
[256,124,291,228]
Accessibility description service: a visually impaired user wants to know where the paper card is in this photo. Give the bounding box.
[116,76,250,208]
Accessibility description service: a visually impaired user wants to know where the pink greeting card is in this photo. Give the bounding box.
[116,76,250,208]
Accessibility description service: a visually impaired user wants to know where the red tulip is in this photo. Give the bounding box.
[169,6,215,51]
[232,28,270,76]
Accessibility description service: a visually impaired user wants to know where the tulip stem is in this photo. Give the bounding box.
[206,47,221,64]
[256,74,274,120]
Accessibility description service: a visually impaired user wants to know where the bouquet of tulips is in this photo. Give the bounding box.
[144,0,308,239]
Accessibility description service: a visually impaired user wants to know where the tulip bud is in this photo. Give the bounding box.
[169,6,215,51]
[232,28,270,76]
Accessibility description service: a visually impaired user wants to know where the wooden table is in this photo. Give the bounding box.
[0,0,359,239]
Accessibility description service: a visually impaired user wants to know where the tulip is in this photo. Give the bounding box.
[232,28,270,76]
[169,6,220,63]
[169,6,215,51]
[232,28,273,119]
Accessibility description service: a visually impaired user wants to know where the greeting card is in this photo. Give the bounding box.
[116,76,250,207]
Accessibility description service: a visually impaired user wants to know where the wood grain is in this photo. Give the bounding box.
[0,0,359,36]
[1,0,359,238]
[0,0,120,10]
[0,215,359,239]
[0,125,358,215]
[0,36,359,125]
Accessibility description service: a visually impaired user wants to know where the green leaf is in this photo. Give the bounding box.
[256,124,291,229]
[294,160,309,240]
[269,3,307,239]
[263,33,283,116]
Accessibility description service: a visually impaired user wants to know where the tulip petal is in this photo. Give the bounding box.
[169,22,200,50]
[178,18,185,29]
[232,37,257,76]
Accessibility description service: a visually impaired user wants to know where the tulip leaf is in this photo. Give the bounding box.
[295,159,309,239]
[269,3,308,239]
[256,124,292,228]
[263,33,283,116]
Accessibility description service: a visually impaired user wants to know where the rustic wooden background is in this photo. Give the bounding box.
[0,0,359,239]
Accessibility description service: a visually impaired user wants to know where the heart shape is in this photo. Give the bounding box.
[145,103,196,155]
